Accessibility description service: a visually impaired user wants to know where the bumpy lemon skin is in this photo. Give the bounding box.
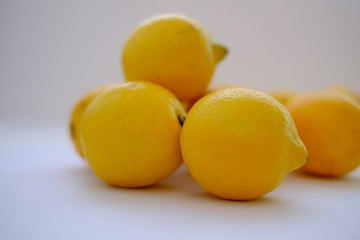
[123,14,227,102]
[180,88,307,200]
[182,83,246,112]
[286,91,360,177]
[70,84,116,158]
[80,82,186,188]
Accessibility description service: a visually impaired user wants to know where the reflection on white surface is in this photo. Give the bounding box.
[0,123,359,239]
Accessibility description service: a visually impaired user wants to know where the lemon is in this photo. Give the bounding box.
[122,14,228,101]
[182,83,245,112]
[70,84,115,158]
[81,82,186,187]
[208,83,246,92]
[287,91,360,177]
[181,88,307,200]
[266,88,298,106]
[325,85,360,105]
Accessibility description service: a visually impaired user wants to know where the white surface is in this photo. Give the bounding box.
[1,123,360,240]
[1,0,360,123]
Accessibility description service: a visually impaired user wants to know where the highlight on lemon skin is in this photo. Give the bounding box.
[181,88,307,200]
[80,82,186,188]
[286,91,360,177]
[122,14,228,102]
[70,84,116,159]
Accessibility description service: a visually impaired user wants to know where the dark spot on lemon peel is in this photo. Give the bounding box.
[70,121,76,141]
[178,114,186,126]
[80,102,88,110]
[306,154,309,162]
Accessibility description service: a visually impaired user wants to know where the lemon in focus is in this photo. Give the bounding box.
[287,91,360,177]
[81,82,186,187]
[182,83,245,112]
[123,14,228,101]
[70,84,115,158]
[181,88,307,200]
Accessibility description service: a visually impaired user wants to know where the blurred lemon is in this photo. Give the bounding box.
[325,85,360,105]
[287,91,360,177]
[70,84,115,158]
[181,88,307,200]
[123,14,228,101]
[266,88,298,106]
[81,82,186,187]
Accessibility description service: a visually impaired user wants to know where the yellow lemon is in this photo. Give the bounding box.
[181,88,213,113]
[182,83,245,112]
[70,84,115,158]
[286,91,360,177]
[81,82,186,187]
[181,88,307,200]
[208,83,247,92]
[325,85,360,105]
[122,14,228,101]
[266,88,298,106]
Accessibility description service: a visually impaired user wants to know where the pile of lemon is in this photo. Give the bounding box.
[70,14,360,201]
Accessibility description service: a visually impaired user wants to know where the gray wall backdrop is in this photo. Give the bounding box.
[1,0,359,123]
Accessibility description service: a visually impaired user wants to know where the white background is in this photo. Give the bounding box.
[1,1,360,239]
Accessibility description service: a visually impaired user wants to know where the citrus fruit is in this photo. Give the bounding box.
[70,84,115,158]
[181,88,307,200]
[266,88,298,106]
[182,83,245,112]
[286,91,360,177]
[122,14,228,101]
[81,82,186,187]
[208,83,246,92]
[325,85,360,105]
